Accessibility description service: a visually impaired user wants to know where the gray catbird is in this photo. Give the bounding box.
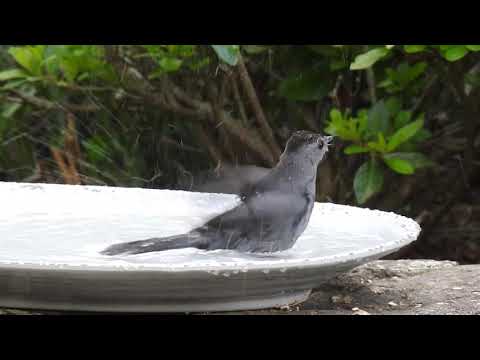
[101,131,332,255]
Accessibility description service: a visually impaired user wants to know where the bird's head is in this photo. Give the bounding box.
[283,131,333,164]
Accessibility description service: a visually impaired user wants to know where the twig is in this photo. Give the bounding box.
[159,136,204,153]
[218,71,231,108]
[56,83,117,93]
[64,114,82,184]
[169,82,209,111]
[5,89,100,113]
[220,111,276,166]
[195,124,224,165]
[50,147,75,184]
[144,91,206,118]
[363,46,377,104]
[410,74,439,116]
[207,83,236,162]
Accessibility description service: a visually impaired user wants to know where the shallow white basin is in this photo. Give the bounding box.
[0,182,421,312]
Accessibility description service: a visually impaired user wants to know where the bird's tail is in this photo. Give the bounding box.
[100,232,206,256]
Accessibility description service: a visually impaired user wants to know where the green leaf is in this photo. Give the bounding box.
[344,145,369,155]
[0,69,28,81]
[384,152,435,169]
[159,57,183,72]
[367,133,388,153]
[354,159,384,204]
[409,62,428,79]
[243,45,268,54]
[60,60,79,83]
[466,45,480,51]
[411,128,432,143]
[381,61,427,93]
[330,108,343,123]
[166,45,195,57]
[329,58,349,71]
[443,46,468,62]
[403,45,427,53]
[325,109,362,141]
[8,46,46,76]
[211,45,240,66]
[188,56,210,71]
[350,48,389,70]
[378,133,387,150]
[382,154,415,175]
[378,78,393,88]
[385,97,402,116]
[1,102,22,118]
[357,110,368,135]
[387,116,424,151]
[278,70,331,101]
[394,111,412,129]
[367,100,390,135]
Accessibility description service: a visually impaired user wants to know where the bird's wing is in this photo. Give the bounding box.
[205,190,309,230]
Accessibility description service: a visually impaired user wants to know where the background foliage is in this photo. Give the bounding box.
[1,45,479,262]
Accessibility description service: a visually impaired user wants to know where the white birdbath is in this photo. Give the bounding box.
[0,182,421,313]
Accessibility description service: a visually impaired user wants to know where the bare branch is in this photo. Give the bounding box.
[159,136,204,153]
[99,52,277,166]
[236,55,281,159]
[231,74,250,127]
[363,46,377,104]
[195,124,225,165]
[207,83,236,162]
[143,80,276,166]
[5,89,100,113]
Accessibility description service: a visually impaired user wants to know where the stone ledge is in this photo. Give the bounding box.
[224,260,480,315]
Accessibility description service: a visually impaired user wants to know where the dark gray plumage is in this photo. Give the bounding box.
[101,131,332,255]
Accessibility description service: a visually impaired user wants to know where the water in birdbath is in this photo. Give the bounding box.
[0,182,420,272]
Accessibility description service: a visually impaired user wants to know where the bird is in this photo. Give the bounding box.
[101,131,332,255]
